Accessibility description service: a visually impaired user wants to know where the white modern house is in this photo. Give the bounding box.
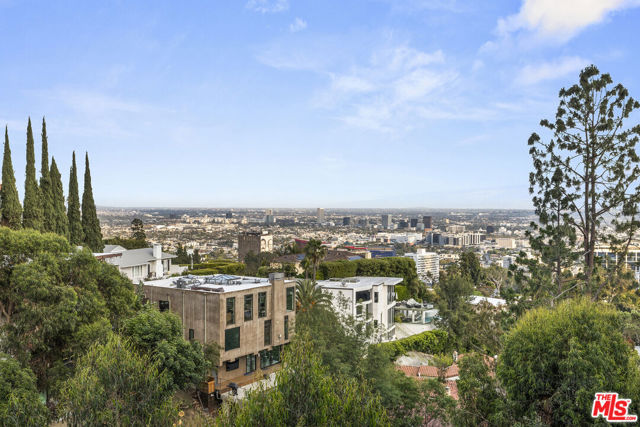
[94,243,182,282]
[316,276,402,341]
[404,249,439,283]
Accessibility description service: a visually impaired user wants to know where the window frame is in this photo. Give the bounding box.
[264,319,272,346]
[258,292,267,318]
[286,286,295,311]
[225,327,240,350]
[284,315,289,340]
[244,294,253,321]
[226,297,235,325]
[158,300,169,312]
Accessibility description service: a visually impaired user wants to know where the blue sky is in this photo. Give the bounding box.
[1,0,640,209]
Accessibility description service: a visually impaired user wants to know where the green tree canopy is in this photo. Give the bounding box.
[216,333,389,426]
[0,353,49,427]
[498,298,640,425]
[81,153,103,251]
[67,151,83,245]
[49,157,69,237]
[61,334,177,426]
[122,305,208,391]
[22,118,43,231]
[39,118,54,233]
[1,127,22,229]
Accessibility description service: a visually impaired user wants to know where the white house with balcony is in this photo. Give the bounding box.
[316,276,402,342]
[94,243,183,282]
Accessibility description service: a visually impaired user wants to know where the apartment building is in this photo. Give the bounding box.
[142,273,296,392]
[316,276,401,341]
[404,249,440,283]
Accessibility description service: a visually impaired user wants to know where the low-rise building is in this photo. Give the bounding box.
[316,276,401,341]
[95,243,179,281]
[142,273,296,394]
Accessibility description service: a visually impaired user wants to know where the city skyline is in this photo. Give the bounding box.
[2,1,640,208]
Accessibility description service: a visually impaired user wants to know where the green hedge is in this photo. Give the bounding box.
[376,330,450,359]
[185,262,245,276]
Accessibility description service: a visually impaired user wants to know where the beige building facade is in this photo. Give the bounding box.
[142,272,295,391]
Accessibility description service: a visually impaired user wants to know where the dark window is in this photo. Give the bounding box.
[246,354,256,374]
[260,346,282,369]
[188,329,194,341]
[284,316,289,340]
[244,294,253,321]
[286,287,294,311]
[374,320,378,328]
[264,320,272,346]
[225,327,240,350]
[387,286,395,303]
[356,290,371,303]
[226,359,239,371]
[258,292,267,318]
[374,292,379,303]
[226,297,235,325]
[158,300,169,312]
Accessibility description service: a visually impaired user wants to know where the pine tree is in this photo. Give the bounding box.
[39,118,54,232]
[1,127,23,229]
[81,152,103,251]
[50,157,69,237]
[22,118,43,230]
[67,151,83,245]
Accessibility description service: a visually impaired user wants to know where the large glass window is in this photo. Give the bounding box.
[260,346,282,369]
[356,290,371,303]
[258,292,267,318]
[226,297,235,325]
[246,354,256,374]
[264,320,272,346]
[244,294,253,321]
[387,286,395,303]
[284,315,289,340]
[225,327,240,350]
[286,287,294,311]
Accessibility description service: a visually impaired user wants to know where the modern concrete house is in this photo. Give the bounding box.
[316,276,401,341]
[94,243,180,282]
[141,273,296,393]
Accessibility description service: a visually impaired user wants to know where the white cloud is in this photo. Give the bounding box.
[516,56,589,85]
[289,17,307,33]
[497,0,640,42]
[246,0,288,13]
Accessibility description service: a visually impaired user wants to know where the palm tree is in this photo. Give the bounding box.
[304,239,327,281]
[296,279,331,314]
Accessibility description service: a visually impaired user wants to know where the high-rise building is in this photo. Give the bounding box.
[404,249,439,283]
[343,216,351,226]
[265,215,275,225]
[317,208,325,223]
[398,220,409,229]
[225,211,233,219]
[410,218,419,228]
[265,209,273,215]
[382,214,392,229]
[423,216,433,230]
[485,225,495,234]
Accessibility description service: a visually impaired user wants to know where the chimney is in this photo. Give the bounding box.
[153,243,162,259]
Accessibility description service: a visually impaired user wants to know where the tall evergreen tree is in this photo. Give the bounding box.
[1,127,22,229]
[67,151,83,245]
[39,117,54,232]
[81,152,103,251]
[22,118,43,230]
[50,157,69,237]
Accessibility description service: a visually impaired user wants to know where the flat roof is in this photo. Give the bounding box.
[317,276,403,290]
[144,274,294,293]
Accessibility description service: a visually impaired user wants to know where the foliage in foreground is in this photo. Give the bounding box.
[0,353,49,427]
[498,298,640,425]
[61,334,177,427]
[216,334,389,426]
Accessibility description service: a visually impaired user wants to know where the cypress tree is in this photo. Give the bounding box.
[22,118,43,230]
[67,151,83,245]
[1,127,23,229]
[39,118,54,232]
[50,157,68,237]
[81,152,103,251]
